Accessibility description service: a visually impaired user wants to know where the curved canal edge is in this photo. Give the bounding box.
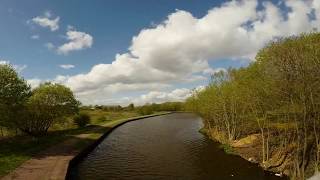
[65,112,172,179]
[67,113,286,179]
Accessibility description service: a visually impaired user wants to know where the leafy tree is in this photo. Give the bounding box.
[0,64,31,130]
[73,113,91,127]
[185,33,320,178]
[17,83,80,136]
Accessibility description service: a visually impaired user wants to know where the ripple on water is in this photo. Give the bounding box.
[70,113,286,180]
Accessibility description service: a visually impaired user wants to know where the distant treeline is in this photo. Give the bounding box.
[82,101,184,115]
[185,33,320,179]
[0,61,184,138]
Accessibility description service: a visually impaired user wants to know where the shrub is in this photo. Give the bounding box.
[17,83,79,136]
[73,113,90,127]
[137,105,153,115]
[97,116,107,122]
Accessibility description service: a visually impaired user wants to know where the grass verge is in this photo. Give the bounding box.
[0,111,168,177]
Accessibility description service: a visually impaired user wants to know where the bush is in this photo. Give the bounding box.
[73,113,90,127]
[97,116,107,122]
[137,106,153,115]
[17,83,79,136]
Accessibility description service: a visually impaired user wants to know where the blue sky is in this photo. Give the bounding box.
[0,0,319,105]
[0,0,225,79]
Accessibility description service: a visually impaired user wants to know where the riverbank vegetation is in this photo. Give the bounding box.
[0,64,80,137]
[0,104,149,177]
[0,110,165,177]
[185,33,320,179]
[0,64,182,177]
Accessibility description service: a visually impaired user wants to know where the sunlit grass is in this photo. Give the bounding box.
[0,110,155,177]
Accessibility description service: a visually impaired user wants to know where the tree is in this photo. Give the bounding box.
[17,83,79,136]
[0,64,31,131]
[137,104,154,115]
[254,33,320,178]
[127,103,135,111]
[184,33,320,178]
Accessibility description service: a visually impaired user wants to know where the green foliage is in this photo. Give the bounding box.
[137,104,154,115]
[79,109,139,124]
[0,64,31,129]
[185,33,320,178]
[218,144,235,155]
[73,113,91,127]
[126,103,135,111]
[94,105,123,111]
[136,102,183,115]
[0,110,153,177]
[0,132,68,177]
[97,115,107,123]
[17,83,80,136]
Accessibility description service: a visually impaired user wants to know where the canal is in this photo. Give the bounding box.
[68,113,285,180]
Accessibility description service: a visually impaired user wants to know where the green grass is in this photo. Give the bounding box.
[80,109,140,124]
[218,144,236,155]
[0,110,167,177]
[198,127,207,135]
[0,132,68,176]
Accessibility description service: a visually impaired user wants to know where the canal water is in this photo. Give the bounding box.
[69,113,285,180]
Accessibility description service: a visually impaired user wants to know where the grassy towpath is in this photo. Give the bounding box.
[1,112,169,180]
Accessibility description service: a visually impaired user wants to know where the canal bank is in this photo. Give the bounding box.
[1,112,170,180]
[65,112,172,179]
[68,113,285,180]
[201,127,293,178]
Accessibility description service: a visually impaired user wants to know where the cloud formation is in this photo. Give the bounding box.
[27,78,42,89]
[57,29,93,55]
[0,60,27,73]
[31,11,59,31]
[132,88,191,105]
[59,64,75,69]
[0,60,9,65]
[32,0,320,105]
[78,87,192,106]
[31,35,40,40]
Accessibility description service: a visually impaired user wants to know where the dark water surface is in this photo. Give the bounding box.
[69,113,285,180]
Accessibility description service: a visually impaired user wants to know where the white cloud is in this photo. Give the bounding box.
[132,88,191,105]
[82,88,192,106]
[59,64,75,69]
[194,85,205,92]
[31,34,40,40]
[203,67,227,75]
[31,11,60,31]
[34,0,320,105]
[14,64,27,73]
[45,42,55,50]
[57,29,93,55]
[0,60,9,65]
[0,60,27,73]
[72,82,171,105]
[27,78,42,89]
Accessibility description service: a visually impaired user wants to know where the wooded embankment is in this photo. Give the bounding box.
[185,33,320,179]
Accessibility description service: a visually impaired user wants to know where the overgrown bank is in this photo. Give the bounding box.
[185,33,320,180]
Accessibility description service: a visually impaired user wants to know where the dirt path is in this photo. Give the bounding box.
[1,113,168,180]
[1,134,91,180]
